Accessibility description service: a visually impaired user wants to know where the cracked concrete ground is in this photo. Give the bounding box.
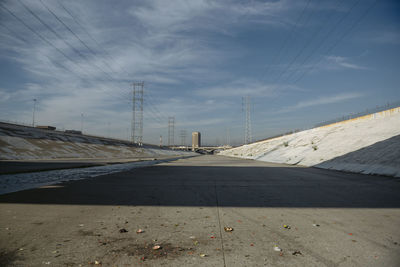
[0,155,400,266]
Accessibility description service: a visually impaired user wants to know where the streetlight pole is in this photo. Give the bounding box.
[32,98,37,127]
[80,113,84,133]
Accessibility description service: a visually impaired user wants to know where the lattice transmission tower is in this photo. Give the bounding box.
[242,96,252,144]
[180,130,187,146]
[131,82,144,145]
[168,117,175,146]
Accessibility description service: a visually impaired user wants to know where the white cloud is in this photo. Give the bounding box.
[277,92,364,113]
[195,79,299,98]
[325,56,368,70]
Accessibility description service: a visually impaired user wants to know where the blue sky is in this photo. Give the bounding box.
[0,0,399,146]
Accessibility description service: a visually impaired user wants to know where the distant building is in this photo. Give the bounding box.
[192,132,201,150]
[36,125,56,131]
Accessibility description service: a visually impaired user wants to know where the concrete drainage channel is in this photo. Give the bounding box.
[0,155,197,195]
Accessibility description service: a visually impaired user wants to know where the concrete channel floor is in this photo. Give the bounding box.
[0,155,400,266]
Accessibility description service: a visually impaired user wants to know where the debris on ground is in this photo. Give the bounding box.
[78,224,84,227]
[189,236,196,239]
[194,241,199,245]
[210,235,216,239]
[292,250,302,256]
[136,229,144,234]
[119,228,128,233]
[200,253,207,257]
[274,246,282,252]
[312,224,320,227]
[152,245,161,250]
[348,233,353,236]
[94,261,101,265]
[224,227,234,232]
[283,224,291,229]
[250,243,254,246]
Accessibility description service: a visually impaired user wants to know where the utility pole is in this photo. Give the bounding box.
[180,130,187,146]
[168,116,175,147]
[32,98,37,127]
[132,82,144,146]
[80,113,84,133]
[226,127,230,146]
[242,96,252,144]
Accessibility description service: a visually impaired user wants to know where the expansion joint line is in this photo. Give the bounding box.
[214,181,227,267]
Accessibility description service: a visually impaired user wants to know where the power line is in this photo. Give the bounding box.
[0,3,131,105]
[168,117,175,146]
[271,0,328,84]
[39,0,117,75]
[292,0,377,84]
[262,0,312,81]
[57,1,126,75]
[284,0,361,83]
[282,0,347,83]
[0,3,80,71]
[19,0,130,97]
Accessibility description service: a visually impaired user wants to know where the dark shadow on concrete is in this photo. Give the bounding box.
[315,134,400,176]
[0,164,399,208]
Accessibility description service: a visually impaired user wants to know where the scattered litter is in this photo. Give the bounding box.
[5,227,9,230]
[274,246,282,252]
[187,251,194,255]
[52,250,58,254]
[119,228,128,233]
[43,262,51,265]
[19,248,24,251]
[348,233,353,236]
[189,236,196,239]
[79,224,84,227]
[210,235,216,239]
[312,224,320,227]
[94,261,101,265]
[200,253,207,257]
[283,224,291,229]
[224,227,234,232]
[292,251,302,256]
[140,256,146,261]
[237,220,242,223]
[136,229,144,234]
[250,243,254,247]
[152,245,161,250]
[194,241,199,245]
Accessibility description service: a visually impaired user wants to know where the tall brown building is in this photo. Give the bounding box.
[192,132,201,150]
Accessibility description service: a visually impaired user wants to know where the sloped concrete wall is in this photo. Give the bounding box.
[219,107,400,177]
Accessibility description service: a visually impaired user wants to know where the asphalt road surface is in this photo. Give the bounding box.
[0,155,399,266]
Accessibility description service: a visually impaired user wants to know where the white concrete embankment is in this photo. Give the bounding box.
[0,123,194,160]
[219,107,400,177]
